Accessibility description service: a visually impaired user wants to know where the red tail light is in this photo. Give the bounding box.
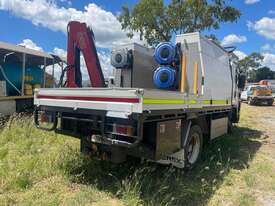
[113,124,134,136]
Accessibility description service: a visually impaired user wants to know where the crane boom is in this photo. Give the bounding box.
[66,21,105,87]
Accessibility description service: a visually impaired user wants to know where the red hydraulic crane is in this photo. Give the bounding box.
[66,21,105,87]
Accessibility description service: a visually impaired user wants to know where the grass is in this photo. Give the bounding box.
[0,104,275,206]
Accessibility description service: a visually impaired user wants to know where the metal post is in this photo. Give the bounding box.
[52,58,55,88]
[60,61,64,88]
[43,57,46,88]
[21,53,26,96]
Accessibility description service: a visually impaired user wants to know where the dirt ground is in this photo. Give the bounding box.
[236,103,275,206]
[245,103,275,159]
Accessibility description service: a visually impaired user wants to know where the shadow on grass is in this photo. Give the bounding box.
[59,126,263,206]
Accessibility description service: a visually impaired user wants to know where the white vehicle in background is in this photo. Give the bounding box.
[241,85,274,106]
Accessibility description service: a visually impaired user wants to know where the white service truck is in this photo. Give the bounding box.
[34,32,244,168]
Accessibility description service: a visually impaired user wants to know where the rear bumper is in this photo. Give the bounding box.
[251,96,273,101]
[34,105,144,148]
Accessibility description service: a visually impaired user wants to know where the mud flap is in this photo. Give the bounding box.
[157,120,192,168]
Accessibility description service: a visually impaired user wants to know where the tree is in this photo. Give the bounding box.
[255,67,275,82]
[236,52,264,79]
[118,0,241,46]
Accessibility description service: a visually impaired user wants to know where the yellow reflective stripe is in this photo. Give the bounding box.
[203,100,211,104]
[143,99,186,104]
[188,99,198,104]
[143,99,229,105]
[212,100,228,105]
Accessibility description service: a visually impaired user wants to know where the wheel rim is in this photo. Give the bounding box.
[187,133,201,164]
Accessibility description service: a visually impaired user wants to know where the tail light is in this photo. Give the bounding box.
[106,123,135,137]
[114,124,134,136]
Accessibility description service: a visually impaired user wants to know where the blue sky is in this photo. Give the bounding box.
[0,0,275,73]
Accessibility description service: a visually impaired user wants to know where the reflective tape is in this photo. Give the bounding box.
[212,100,229,105]
[143,99,229,105]
[143,99,186,104]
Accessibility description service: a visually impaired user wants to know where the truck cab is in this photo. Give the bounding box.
[241,85,274,106]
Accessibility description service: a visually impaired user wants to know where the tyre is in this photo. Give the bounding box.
[184,125,203,169]
[228,118,233,134]
[232,105,240,123]
[80,136,92,155]
[268,99,274,106]
[248,97,253,105]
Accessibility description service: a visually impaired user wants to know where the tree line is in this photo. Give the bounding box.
[237,53,275,82]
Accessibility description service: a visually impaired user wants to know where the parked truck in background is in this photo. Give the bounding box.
[34,22,245,169]
[241,85,274,106]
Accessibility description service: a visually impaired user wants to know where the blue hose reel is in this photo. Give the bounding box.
[153,42,178,89]
[153,66,176,89]
[154,42,176,65]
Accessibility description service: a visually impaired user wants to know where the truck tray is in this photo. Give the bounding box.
[34,87,232,116]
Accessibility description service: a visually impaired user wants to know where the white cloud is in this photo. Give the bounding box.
[261,43,275,52]
[97,51,114,77]
[53,47,67,57]
[262,53,275,71]
[261,44,271,51]
[221,34,247,46]
[18,39,43,51]
[248,17,275,40]
[245,0,260,4]
[58,0,72,6]
[234,50,247,60]
[0,0,139,48]
[51,47,113,80]
[268,10,275,15]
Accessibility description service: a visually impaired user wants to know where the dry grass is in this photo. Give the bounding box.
[0,104,275,206]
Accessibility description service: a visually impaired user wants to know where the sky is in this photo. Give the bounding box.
[0,0,275,79]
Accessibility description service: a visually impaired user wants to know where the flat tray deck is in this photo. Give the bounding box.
[34,87,232,114]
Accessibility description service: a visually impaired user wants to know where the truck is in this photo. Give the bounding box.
[241,84,274,106]
[34,21,244,169]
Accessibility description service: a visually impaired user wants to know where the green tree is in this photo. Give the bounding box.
[236,52,264,79]
[255,67,275,82]
[118,0,241,46]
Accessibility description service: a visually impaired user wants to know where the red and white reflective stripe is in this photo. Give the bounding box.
[36,95,140,103]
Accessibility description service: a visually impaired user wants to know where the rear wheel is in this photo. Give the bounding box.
[184,125,203,169]
[80,136,92,155]
[228,118,233,134]
[268,99,274,106]
[248,97,253,105]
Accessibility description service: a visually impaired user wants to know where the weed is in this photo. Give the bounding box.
[0,104,274,205]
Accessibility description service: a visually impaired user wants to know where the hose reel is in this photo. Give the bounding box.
[154,42,176,65]
[153,66,177,89]
[111,48,133,69]
[153,42,179,89]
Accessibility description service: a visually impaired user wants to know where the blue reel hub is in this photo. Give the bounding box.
[153,66,176,89]
[154,42,176,65]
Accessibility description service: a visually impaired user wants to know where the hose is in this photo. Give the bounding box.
[0,64,22,95]
[57,65,71,87]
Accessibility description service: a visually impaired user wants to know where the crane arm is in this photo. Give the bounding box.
[66,21,105,87]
